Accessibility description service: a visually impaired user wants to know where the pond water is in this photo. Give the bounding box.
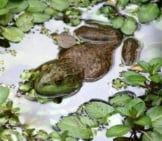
[0,13,162,141]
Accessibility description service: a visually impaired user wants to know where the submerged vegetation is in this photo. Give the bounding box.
[0,0,162,141]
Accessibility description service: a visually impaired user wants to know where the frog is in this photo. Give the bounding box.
[20,23,125,102]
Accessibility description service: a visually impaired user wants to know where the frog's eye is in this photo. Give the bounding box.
[54,77,63,85]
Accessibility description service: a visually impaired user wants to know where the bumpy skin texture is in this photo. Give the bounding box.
[59,43,113,81]
[122,38,139,66]
[34,59,84,97]
[32,24,123,98]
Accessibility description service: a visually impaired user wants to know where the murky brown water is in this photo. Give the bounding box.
[0,10,162,141]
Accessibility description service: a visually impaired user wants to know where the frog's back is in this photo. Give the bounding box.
[59,43,113,81]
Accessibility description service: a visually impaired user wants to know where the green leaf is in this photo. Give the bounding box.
[16,13,34,32]
[49,0,69,11]
[27,0,47,13]
[149,57,162,66]
[149,57,162,74]
[7,1,28,13]
[84,101,114,123]
[137,3,160,23]
[111,16,124,29]
[0,86,9,106]
[32,13,51,24]
[109,91,134,107]
[0,129,26,141]
[106,125,131,137]
[127,98,146,118]
[44,7,58,16]
[57,115,94,139]
[145,95,162,106]
[122,71,147,86]
[0,8,9,16]
[99,5,117,18]
[116,107,130,117]
[138,60,151,73]
[1,26,24,42]
[0,13,13,26]
[116,98,146,118]
[147,106,162,134]
[149,74,161,83]
[49,131,61,140]
[35,130,49,140]
[121,17,137,35]
[0,0,8,8]
[116,0,129,9]
[134,115,152,126]
[142,131,162,141]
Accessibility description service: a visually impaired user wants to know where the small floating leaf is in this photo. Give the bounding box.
[27,0,47,13]
[44,7,58,16]
[0,8,9,16]
[121,17,137,35]
[0,86,9,106]
[49,0,69,11]
[137,3,160,23]
[99,5,117,18]
[0,13,13,25]
[1,27,24,42]
[116,0,129,9]
[7,0,28,13]
[0,0,8,8]
[111,16,124,29]
[106,125,131,137]
[16,13,34,32]
[32,13,51,23]
[57,115,95,139]
[109,91,134,107]
[84,101,114,123]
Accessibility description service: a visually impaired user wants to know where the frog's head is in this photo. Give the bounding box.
[34,59,84,98]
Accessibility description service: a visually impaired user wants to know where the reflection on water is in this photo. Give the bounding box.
[0,19,162,140]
